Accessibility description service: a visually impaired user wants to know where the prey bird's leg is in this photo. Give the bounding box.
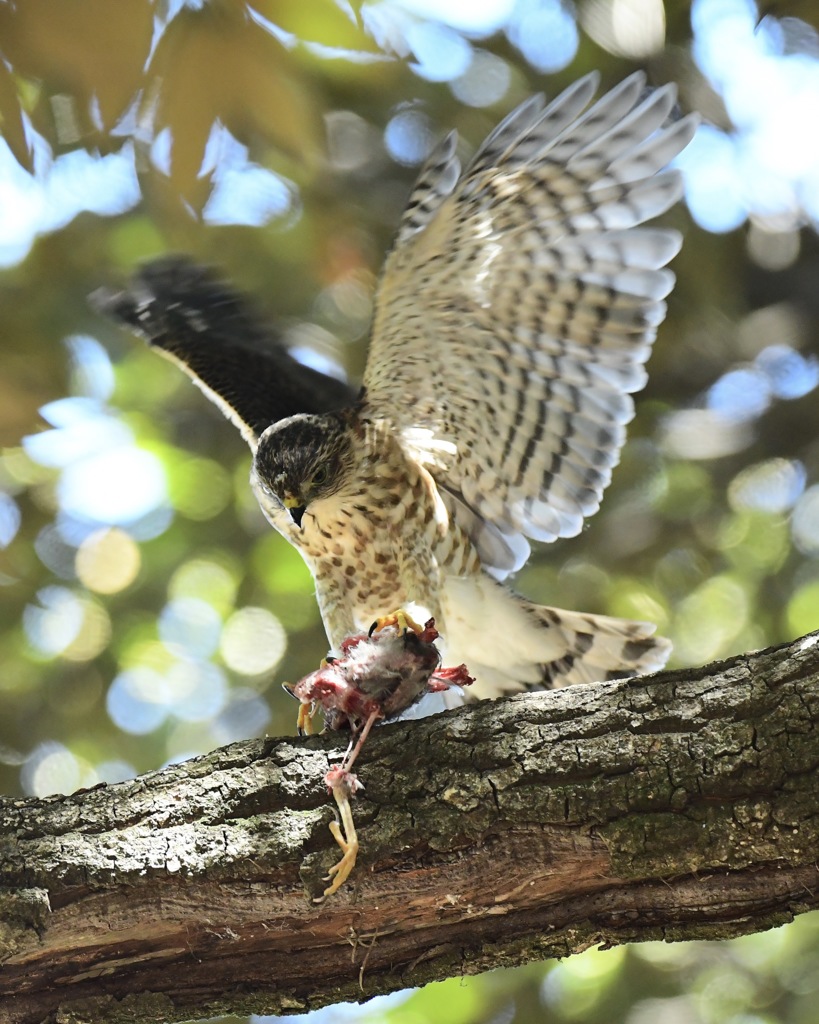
[344,708,380,773]
[316,708,380,899]
[318,768,362,901]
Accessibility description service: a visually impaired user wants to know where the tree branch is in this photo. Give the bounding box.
[2,632,818,1024]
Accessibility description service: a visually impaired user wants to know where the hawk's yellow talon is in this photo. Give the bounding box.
[370,609,424,636]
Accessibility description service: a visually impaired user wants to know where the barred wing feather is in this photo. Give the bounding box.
[364,72,697,575]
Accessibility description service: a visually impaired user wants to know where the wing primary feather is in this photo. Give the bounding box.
[396,130,461,244]
[365,74,699,569]
[93,256,357,449]
[464,75,602,186]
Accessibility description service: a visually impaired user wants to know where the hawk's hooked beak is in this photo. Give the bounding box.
[284,494,306,529]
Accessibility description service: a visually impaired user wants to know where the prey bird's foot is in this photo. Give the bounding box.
[322,819,359,899]
[369,609,424,637]
[282,683,318,736]
[316,767,362,901]
[296,699,317,736]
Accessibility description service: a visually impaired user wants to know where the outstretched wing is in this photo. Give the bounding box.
[93,256,357,450]
[364,73,697,575]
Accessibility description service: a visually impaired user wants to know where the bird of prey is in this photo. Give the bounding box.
[98,71,697,701]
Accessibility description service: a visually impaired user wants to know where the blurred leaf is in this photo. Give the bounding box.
[0,0,153,136]
[147,11,222,209]
[786,580,819,636]
[0,58,33,171]
[232,17,323,165]
[249,0,383,54]
[147,5,322,212]
[760,2,819,40]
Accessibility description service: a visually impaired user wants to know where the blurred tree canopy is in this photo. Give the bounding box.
[1,1,819,1023]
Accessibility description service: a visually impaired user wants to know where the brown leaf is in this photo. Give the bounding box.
[0,0,153,134]
[0,57,33,172]
[247,0,381,54]
[231,18,323,166]
[147,6,323,210]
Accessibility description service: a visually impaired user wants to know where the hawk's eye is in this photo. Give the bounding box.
[312,465,329,487]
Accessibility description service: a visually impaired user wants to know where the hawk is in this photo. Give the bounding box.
[98,72,697,701]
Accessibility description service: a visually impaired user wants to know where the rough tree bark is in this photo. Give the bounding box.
[1,631,818,1024]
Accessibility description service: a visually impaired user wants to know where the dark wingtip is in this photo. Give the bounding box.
[89,284,139,324]
[89,256,217,340]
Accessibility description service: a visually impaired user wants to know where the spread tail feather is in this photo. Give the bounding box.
[440,574,671,701]
[529,602,672,689]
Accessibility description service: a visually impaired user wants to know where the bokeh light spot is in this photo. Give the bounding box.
[167,457,232,521]
[167,659,227,722]
[786,581,819,638]
[66,334,115,402]
[660,409,751,460]
[220,606,287,676]
[451,50,510,108]
[107,667,170,735]
[76,527,141,593]
[25,397,133,468]
[385,108,434,165]
[21,741,81,797]
[678,125,747,233]
[204,152,296,227]
[406,19,472,82]
[707,367,771,422]
[728,459,806,514]
[159,598,223,658]
[756,344,819,399]
[62,598,112,662]
[506,0,579,73]
[792,486,819,557]
[580,0,666,59]
[747,222,800,271]
[169,556,240,616]
[213,687,272,743]
[0,137,139,267]
[33,522,79,580]
[717,510,790,576]
[58,446,168,525]
[673,575,750,663]
[23,586,84,657]
[0,492,21,547]
[95,759,137,784]
[392,0,516,34]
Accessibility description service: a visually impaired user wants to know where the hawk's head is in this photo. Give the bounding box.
[252,413,354,529]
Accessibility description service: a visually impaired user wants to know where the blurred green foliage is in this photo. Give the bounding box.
[1,1,819,1022]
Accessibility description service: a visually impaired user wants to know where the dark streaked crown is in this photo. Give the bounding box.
[253,412,353,504]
